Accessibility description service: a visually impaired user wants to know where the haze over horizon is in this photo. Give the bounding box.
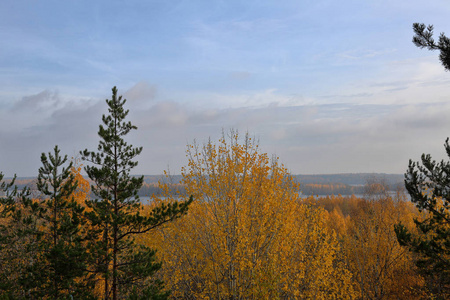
[2,1,450,177]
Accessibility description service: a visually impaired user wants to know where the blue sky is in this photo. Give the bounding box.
[2,0,450,176]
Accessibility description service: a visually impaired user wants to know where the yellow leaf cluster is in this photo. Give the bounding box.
[145,132,356,299]
[316,192,425,299]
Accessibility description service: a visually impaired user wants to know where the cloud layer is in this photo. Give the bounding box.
[3,76,450,177]
[2,1,450,176]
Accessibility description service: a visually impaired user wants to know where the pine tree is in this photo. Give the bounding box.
[0,173,23,218]
[394,23,450,297]
[0,173,30,296]
[22,146,93,299]
[0,147,93,299]
[38,146,93,298]
[81,86,191,300]
[395,140,450,297]
[412,23,450,71]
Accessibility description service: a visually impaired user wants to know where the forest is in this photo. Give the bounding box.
[1,23,450,300]
[0,87,448,300]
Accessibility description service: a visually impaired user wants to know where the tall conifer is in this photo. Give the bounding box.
[0,147,93,299]
[395,23,450,297]
[36,146,92,298]
[81,86,191,299]
[25,146,92,299]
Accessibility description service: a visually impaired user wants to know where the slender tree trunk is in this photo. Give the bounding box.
[53,190,58,300]
[112,215,117,300]
[112,115,118,300]
[104,224,109,300]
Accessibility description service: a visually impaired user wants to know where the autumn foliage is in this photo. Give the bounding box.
[145,132,356,299]
[0,131,431,299]
[0,85,436,299]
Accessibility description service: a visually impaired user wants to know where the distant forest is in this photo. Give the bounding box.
[5,173,405,197]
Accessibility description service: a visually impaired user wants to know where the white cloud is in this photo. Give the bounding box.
[2,83,450,177]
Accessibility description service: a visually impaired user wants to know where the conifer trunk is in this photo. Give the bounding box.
[104,224,109,300]
[81,86,190,299]
[53,186,58,300]
[112,101,118,300]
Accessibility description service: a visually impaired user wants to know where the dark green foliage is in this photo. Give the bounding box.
[0,174,25,296]
[395,23,450,297]
[127,281,171,300]
[412,23,450,71]
[22,146,94,299]
[0,147,95,299]
[395,138,450,297]
[0,174,21,217]
[0,173,44,298]
[120,246,171,300]
[81,86,191,300]
[0,86,192,299]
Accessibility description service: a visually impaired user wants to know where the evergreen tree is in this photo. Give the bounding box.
[412,23,450,71]
[0,147,93,299]
[81,86,191,300]
[394,23,450,297]
[395,140,450,296]
[22,146,93,299]
[0,171,44,299]
[0,173,23,218]
[38,146,93,298]
[0,173,30,297]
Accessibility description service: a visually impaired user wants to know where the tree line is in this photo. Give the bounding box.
[0,177,372,198]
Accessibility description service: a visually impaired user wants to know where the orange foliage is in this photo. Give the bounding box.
[145,132,357,299]
[314,191,425,299]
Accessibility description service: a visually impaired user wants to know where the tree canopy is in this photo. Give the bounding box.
[147,131,357,299]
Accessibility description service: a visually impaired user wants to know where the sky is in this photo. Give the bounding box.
[2,0,450,176]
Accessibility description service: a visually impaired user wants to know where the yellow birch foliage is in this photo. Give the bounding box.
[344,195,425,299]
[69,165,109,298]
[146,131,357,299]
[70,164,91,207]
